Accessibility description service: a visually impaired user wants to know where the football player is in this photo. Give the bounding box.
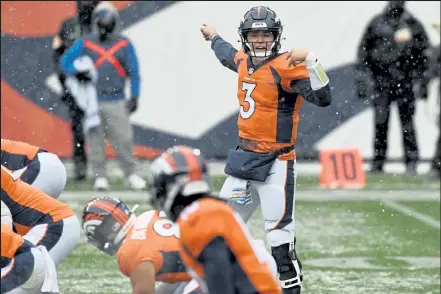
[148,145,281,294]
[1,139,67,199]
[1,165,80,266]
[1,222,60,294]
[201,6,333,293]
[82,196,194,294]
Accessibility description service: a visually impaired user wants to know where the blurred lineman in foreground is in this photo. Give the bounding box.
[147,145,281,294]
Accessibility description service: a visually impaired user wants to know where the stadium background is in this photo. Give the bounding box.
[1,2,440,293]
[1,1,440,170]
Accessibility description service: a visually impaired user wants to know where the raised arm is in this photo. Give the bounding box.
[201,24,242,72]
[287,50,332,107]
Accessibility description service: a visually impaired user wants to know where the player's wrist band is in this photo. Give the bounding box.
[306,52,329,90]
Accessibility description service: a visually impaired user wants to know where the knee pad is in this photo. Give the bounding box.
[271,240,302,290]
[266,228,295,248]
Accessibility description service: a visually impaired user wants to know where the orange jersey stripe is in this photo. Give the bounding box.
[1,224,24,259]
[1,139,39,160]
[1,165,74,228]
[13,223,32,236]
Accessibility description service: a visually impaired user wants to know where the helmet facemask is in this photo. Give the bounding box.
[239,27,282,59]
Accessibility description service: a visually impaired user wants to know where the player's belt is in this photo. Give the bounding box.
[238,138,294,155]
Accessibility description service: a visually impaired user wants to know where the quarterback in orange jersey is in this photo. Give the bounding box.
[148,145,281,294]
[1,165,80,266]
[201,6,333,294]
[1,222,60,294]
[1,139,67,199]
[82,196,200,294]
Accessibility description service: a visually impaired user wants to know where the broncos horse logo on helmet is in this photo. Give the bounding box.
[238,6,283,58]
[82,196,138,255]
[147,145,212,222]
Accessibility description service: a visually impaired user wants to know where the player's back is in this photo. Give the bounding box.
[0,165,74,235]
[178,197,281,294]
[1,139,41,171]
[117,210,190,283]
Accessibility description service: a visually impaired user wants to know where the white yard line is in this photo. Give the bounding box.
[59,189,440,202]
[382,200,440,230]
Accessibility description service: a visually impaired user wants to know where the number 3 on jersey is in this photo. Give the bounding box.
[240,82,256,119]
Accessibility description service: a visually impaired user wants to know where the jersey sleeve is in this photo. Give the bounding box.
[60,38,85,75]
[280,62,309,89]
[211,35,246,73]
[124,39,140,99]
[117,240,161,277]
[281,58,332,107]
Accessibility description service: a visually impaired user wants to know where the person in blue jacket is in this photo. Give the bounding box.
[61,1,146,191]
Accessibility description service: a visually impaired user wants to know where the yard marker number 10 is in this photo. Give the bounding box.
[319,149,366,189]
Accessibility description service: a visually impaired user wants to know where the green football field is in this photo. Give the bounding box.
[57,175,440,294]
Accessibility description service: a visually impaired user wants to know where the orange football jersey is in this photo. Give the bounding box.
[178,198,281,294]
[117,210,190,283]
[1,139,41,170]
[1,165,74,235]
[233,50,309,160]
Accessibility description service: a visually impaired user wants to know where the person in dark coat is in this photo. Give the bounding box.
[355,1,430,175]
